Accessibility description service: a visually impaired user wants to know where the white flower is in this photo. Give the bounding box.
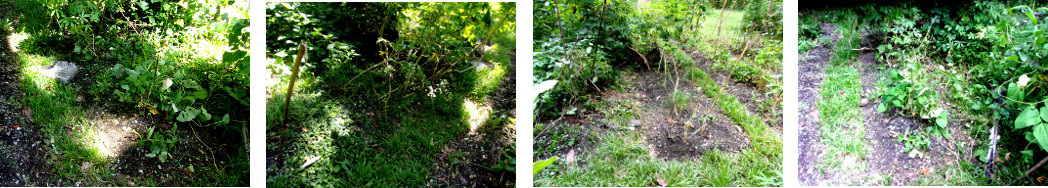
[1018,74,1031,88]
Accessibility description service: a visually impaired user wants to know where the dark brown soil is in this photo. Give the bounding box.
[0,42,52,187]
[630,71,748,159]
[798,22,839,185]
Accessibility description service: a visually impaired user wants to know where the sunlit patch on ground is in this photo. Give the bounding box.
[463,99,491,135]
[7,32,26,52]
[86,117,142,158]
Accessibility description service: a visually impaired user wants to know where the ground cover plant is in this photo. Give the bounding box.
[263,2,516,187]
[0,0,249,185]
[533,0,782,186]
[799,1,1048,185]
[0,0,249,186]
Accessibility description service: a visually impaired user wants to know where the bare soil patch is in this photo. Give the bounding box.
[628,71,748,160]
[797,22,839,185]
[0,55,52,186]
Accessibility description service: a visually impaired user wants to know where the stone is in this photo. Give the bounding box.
[859,98,869,107]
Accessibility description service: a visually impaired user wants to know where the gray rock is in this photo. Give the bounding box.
[40,61,79,84]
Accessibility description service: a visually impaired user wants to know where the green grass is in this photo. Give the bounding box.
[694,9,748,48]
[813,14,869,184]
[534,131,777,187]
[18,54,116,185]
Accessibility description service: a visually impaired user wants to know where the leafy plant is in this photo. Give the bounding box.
[138,125,180,163]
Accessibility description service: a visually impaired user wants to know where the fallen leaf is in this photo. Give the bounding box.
[921,168,931,175]
[656,177,667,186]
[149,108,158,115]
[1038,176,1046,183]
[667,119,676,124]
[566,149,576,167]
[838,90,845,94]
[10,125,18,128]
[648,146,657,158]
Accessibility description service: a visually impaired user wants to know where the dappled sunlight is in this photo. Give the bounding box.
[18,54,57,96]
[8,32,27,52]
[463,99,491,135]
[84,116,141,159]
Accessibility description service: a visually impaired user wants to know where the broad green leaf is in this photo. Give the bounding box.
[1015,106,1040,129]
[1035,123,1048,151]
[223,51,248,63]
[533,157,558,176]
[877,102,887,112]
[177,108,199,122]
[219,114,230,126]
[1041,106,1048,122]
[1008,83,1025,102]
[200,107,212,121]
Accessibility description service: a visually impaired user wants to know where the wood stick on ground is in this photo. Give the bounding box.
[1008,155,1048,185]
[282,43,307,124]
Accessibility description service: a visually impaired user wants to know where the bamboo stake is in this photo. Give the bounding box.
[282,43,306,124]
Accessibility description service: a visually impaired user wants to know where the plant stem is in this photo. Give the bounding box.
[1008,155,1048,185]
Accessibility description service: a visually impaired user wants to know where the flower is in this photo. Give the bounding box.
[1018,74,1031,88]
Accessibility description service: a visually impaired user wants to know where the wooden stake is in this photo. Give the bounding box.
[282,43,307,124]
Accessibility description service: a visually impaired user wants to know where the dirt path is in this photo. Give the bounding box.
[0,44,52,187]
[0,2,52,185]
[797,22,838,185]
[430,54,517,187]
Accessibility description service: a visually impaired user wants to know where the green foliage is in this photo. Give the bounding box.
[877,62,943,119]
[799,15,822,40]
[894,127,930,153]
[743,0,782,39]
[533,0,637,117]
[17,0,250,127]
[492,146,516,172]
[138,125,180,163]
